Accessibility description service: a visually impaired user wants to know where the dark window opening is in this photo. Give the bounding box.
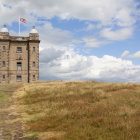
[2,46,6,51]
[33,74,35,80]
[33,61,36,67]
[33,47,36,52]
[17,47,22,53]
[17,62,22,71]
[17,75,22,81]
[3,75,5,80]
[2,61,6,67]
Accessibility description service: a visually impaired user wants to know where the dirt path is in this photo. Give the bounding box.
[0,96,4,140]
[0,128,4,140]
[0,84,38,140]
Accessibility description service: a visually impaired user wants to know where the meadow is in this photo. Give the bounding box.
[11,81,140,140]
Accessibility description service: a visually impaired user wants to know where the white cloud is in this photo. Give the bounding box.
[38,22,73,46]
[40,48,64,63]
[0,0,138,44]
[121,50,140,59]
[100,28,133,40]
[0,0,138,27]
[82,36,107,47]
[121,50,130,58]
[115,8,136,27]
[129,51,140,58]
[40,47,140,82]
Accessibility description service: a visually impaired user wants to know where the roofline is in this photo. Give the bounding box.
[0,39,40,43]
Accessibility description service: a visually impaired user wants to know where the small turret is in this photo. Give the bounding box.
[0,25,9,39]
[30,26,38,33]
[1,25,9,32]
[29,26,39,40]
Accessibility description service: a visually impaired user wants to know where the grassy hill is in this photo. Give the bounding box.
[1,81,140,140]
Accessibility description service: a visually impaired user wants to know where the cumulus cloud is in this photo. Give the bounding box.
[40,48,64,63]
[121,50,140,59]
[100,28,133,40]
[0,0,138,26]
[115,8,136,27]
[129,51,140,58]
[0,0,138,43]
[38,22,73,46]
[40,47,140,82]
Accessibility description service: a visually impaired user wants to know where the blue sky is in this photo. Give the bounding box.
[0,0,140,82]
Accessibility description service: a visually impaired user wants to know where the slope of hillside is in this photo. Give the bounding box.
[0,84,38,140]
[3,81,140,140]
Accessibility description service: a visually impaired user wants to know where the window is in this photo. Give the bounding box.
[33,47,36,52]
[33,74,35,80]
[2,46,6,51]
[17,75,22,81]
[2,61,6,67]
[33,61,36,67]
[17,62,22,71]
[17,47,22,53]
[2,75,5,80]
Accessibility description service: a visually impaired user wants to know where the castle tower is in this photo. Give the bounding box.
[29,26,40,83]
[0,25,40,83]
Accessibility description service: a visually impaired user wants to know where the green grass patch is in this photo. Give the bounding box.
[24,132,39,138]
[0,92,9,104]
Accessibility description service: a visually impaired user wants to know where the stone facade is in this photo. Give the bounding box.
[0,25,40,83]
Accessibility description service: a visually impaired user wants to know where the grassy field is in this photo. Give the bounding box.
[10,81,140,140]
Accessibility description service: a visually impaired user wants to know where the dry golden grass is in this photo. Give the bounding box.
[13,81,140,140]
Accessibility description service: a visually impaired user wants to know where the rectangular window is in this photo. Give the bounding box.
[33,47,36,52]
[33,61,36,67]
[17,62,22,71]
[17,75,22,81]
[2,46,6,51]
[17,47,22,53]
[2,61,6,67]
[33,74,35,80]
[2,75,5,80]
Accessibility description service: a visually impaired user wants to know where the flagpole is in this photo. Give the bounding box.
[19,16,20,36]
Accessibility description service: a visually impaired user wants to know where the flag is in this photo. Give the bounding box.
[20,18,26,23]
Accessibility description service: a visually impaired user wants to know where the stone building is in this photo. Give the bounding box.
[0,25,40,83]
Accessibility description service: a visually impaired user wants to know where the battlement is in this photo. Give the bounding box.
[10,36,29,41]
[0,25,39,41]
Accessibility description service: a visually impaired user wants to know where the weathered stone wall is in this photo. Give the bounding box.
[9,41,29,83]
[29,42,39,83]
[0,33,40,83]
[0,41,10,83]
